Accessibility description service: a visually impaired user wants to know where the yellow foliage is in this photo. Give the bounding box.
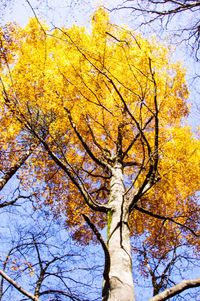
[0,9,199,249]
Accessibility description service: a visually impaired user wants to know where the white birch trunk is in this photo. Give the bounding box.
[104,162,135,301]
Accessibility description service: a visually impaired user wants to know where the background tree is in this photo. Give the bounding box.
[111,0,200,61]
[0,7,200,301]
[132,238,200,300]
[0,194,102,301]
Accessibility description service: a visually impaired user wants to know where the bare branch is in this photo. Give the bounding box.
[134,204,200,237]
[39,289,82,301]
[149,277,200,301]
[111,1,200,59]
[0,270,40,301]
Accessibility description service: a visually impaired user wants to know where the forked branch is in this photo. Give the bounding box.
[65,108,111,169]
[30,128,109,213]
[128,58,160,211]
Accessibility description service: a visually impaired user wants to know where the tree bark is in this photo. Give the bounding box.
[103,162,135,301]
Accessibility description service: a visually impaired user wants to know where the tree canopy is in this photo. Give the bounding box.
[0,7,200,300]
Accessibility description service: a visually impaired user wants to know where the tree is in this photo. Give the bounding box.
[132,240,200,300]
[0,195,102,301]
[0,8,200,300]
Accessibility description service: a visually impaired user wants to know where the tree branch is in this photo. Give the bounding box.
[149,277,200,301]
[39,289,82,301]
[64,107,111,169]
[0,148,33,191]
[30,129,109,213]
[134,204,199,237]
[112,1,200,16]
[0,270,40,301]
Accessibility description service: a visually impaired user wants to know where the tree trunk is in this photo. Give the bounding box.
[103,162,135,301]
